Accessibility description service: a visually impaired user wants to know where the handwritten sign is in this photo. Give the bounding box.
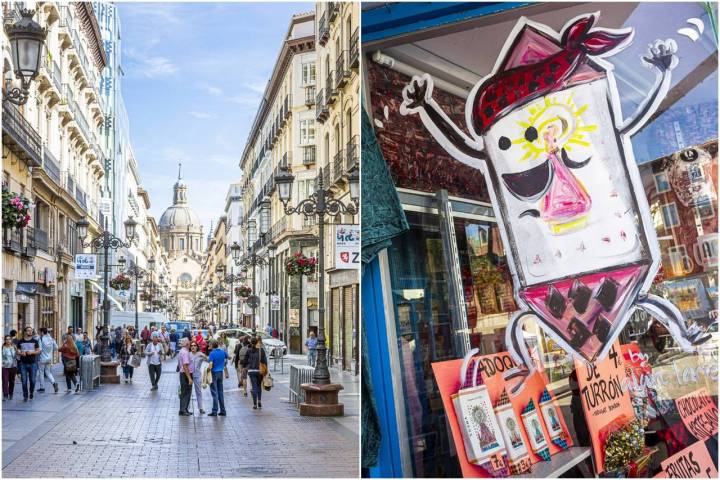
[660,441,718,478]
[575,340,634,473]
[676,388,719,441]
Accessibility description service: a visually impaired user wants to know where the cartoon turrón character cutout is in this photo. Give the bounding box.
[399,13,712,392]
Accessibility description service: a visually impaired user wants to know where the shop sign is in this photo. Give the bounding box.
[399,11,711,392]
[74,254,96,280]
[574,340,634,473]
[660,440,718,478]
[270,294,280,311]
[36,268,56,286]
[675,387,718,441]
[334,224,359,269]
[289,308,299,327]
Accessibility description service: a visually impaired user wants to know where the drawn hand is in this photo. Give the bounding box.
[643,39,678,72]
[400,74,433,114]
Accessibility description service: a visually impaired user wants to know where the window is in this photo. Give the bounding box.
[163,239,169,251]
[653,172,670,193]
[302,62,316,85]
[661,202,680,228]
[179,238,185,250]
[300,119,315,145]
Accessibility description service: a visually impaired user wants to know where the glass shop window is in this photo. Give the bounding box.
[661,203,680,228]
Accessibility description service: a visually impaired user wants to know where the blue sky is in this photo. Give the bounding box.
[119,2,313,234]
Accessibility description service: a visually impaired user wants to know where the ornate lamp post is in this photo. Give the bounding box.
[120,256,154,332]
[231,197,272,335]
[77,217,136,362]
[267,245,277,333]
[274,165,359,416]
[4,9,46,105]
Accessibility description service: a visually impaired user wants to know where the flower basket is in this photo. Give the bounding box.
[140,292,152,302]
[235,285,252,298]
[2,190,31,229]
[110,273,131,291]
[285,252,318,276]
[217,295,229,304]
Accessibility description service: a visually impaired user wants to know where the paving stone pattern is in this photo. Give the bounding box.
[2,355,358,478]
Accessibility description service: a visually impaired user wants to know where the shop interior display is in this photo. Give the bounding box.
[399,11,713,395]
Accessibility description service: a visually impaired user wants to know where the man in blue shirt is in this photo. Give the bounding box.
[206,341,228,416]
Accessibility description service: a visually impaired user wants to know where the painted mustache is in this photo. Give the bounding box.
[502,148,591,219]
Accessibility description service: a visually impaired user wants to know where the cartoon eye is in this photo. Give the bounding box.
[681,148,698,162]
[524,126,538,142]
[499,136,511,150]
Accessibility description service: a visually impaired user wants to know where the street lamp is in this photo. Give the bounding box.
[232,234,270,335]
[274,165,358,416]
[77,216,137,361]
[125,262,147,332]
[4,9,46,106]
[267,245,277,334]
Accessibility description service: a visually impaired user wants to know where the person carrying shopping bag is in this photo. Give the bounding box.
[59,335,80,393]
[119,336,138,383]
[189,340,207,414]
[243,337,267,410]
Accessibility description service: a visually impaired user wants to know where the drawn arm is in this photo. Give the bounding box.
[620,39,678,137]
[399,74,486,170]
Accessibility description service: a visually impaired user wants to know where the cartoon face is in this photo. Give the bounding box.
[484,81,650,287]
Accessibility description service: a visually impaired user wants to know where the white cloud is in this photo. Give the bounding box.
[188,111,216,120]
[243,81,267,94]
[124,49,178,78]
[205,86,223,96]
[226,94,260,106]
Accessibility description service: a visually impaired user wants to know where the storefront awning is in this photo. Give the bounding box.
[86,280,124,311]
[16,282,38,295]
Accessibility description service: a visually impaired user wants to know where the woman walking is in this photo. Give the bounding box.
[233,337,250,396]
[59,335,80,393]
[243,337,267,410]
[2,335,18,400]
[119,336,137,383]
[190,340,207,414]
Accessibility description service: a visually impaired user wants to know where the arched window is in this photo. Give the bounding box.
[178,273,192,288]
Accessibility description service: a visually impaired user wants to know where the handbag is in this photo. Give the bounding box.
[130,353,141,368]
[258,350,268,376]
[262,372,273,391]
[65,358,78,373]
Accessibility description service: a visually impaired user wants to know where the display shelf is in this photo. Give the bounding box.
[517,447,592,478]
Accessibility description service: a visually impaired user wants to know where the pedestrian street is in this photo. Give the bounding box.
[2,354,359,478]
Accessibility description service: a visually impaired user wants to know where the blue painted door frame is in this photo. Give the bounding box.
[362,256,404,477]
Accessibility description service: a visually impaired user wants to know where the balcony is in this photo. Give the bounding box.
[318,11,329,46]
[42,56,63,95]
[62,171,75,196]
[305,86,316,106]
[23,227,36,259]
[42,147,62,185]
[281,151,292,169]
[303,145,316,165]
[326,72,338,104]
[333,150,345,183]
[2,227,23,254]
[75,187,88,211]
[350,28,359,69]
[269,217,287,241]
[2,101,41,166]
[284,94,292,119]
[315,88,329,123]
[33,228,50,253]
[328,2,340,22]
[346,136,359,171]
[335,51,350,89]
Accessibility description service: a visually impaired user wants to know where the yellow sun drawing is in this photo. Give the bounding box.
[513,93,598,162]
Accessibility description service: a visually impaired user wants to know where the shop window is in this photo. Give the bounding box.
[695,194,715,219]
[661,202,680,228]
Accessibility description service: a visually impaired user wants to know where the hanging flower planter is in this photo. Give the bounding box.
[216,295,229,304]
[235,285,252,298]
[140,292,152,302]
[285,252,318,276]
[2,190,31,229]
[152,299,166,308]
[110,273,131,291]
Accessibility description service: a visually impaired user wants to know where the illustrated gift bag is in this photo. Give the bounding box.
[494,388,532,475]
[451,348,510,477]
[520,398,551,461]
[538,388,569,450]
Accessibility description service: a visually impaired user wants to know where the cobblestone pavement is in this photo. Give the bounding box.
[2,354,359,478]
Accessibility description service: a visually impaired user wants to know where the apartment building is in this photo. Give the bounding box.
[314,1,360,373]
[198,216,228,326]
[3,2,108,339]
[238,12,318,350]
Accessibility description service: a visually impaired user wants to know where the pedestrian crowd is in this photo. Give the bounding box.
[2,324,274,418]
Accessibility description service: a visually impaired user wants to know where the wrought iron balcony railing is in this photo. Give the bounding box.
[2,101,41,166]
